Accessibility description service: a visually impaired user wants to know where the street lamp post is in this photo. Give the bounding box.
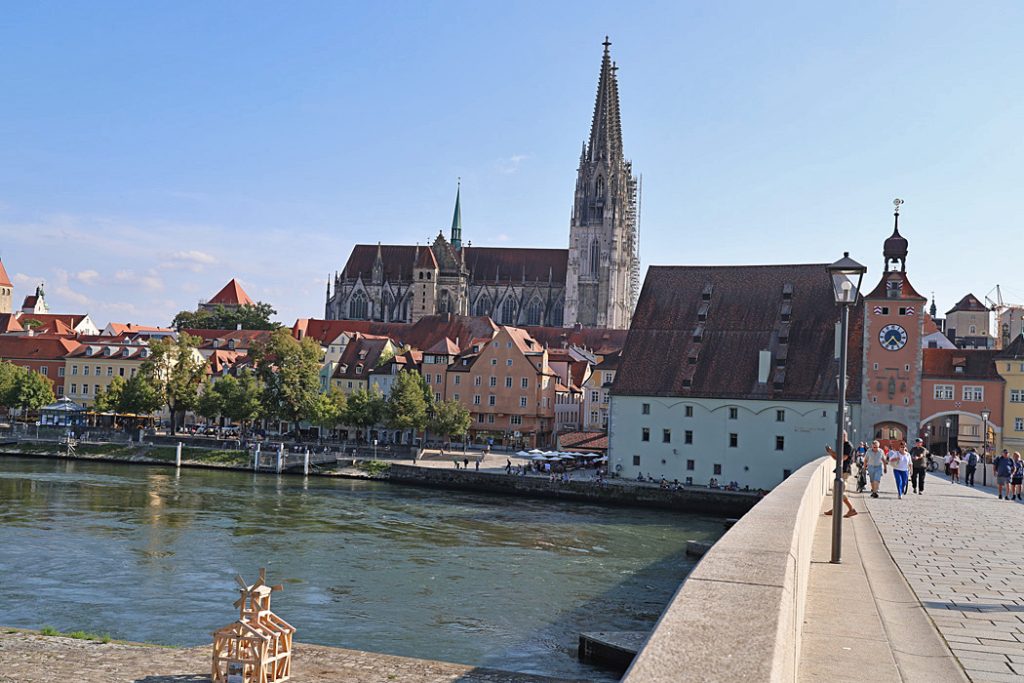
[981,408,991,487]
[826,252,867,564]
[945,417,952,456]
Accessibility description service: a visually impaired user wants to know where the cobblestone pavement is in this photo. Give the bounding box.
[864,471,1024,682]
[0,631,585,683]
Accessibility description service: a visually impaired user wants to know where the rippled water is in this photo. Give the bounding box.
[0,456,723,680]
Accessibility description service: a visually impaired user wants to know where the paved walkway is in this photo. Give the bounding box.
[866,472,1024,682]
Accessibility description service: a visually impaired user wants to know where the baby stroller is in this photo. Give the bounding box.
[855,458,868,493]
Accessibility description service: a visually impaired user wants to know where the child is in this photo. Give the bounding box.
[948,451,960,484]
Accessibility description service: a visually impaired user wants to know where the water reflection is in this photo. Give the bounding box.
[0,457,723,680]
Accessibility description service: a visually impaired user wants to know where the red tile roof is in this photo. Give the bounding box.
[614,264,863,401]
[332,335,392,380]
[184,329,274,349]
[996,334,1024,360]
[523,325,629,354]
[557,431,608,452]
[208,279,254,306]
[0,314,23,333]
[21,295,38,309]
[416,246,438,269]
[424,337,460,355]
[17,314,86,335]
[922,348,1001,380]
[106,323,174,335]
[946,293,989,315]
[0,258,11,287]
[863,271,927,301]
[0,335,80,361]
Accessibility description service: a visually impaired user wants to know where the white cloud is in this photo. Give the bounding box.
[75,269,100,285]
[164,249,217,271]
[496,154,529,174]
[114,269,164,292]
[52,269,91,307]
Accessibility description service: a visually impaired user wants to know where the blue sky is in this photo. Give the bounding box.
[2,1,1023,326]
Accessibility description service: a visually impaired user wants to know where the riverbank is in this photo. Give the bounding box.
[0,442,762,515]
[0,629,584,683]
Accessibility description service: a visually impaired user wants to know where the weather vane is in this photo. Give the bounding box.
[893,198,903,215]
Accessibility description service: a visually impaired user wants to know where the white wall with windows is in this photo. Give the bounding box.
[609,395,861,489]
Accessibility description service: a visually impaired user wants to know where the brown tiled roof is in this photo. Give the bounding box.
[17,314,86,335]
[341,244,567,284]
[463,247,567,284]
[996,334,1024,360]
[106,323,174,335]
[923,314,941,336]
[863,271,927,301]
[424,337,459,355]
[613,264,863,401]
[292,319,405,345]
[523,325,628,354]
[208,279,255,306]
[416,246,438,269]
[922,348,1002,380]
[557,431,608,452]
[332,335,392,380]
[0,258,11,287]
[594,350,621,370]
[946,293,989,315]
[185,329,273,349]
[569,360,590,389]
[0,335,80,360]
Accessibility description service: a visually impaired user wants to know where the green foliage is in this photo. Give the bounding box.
[196,387,223,422]
[172,302,279,332]
[250,328,323,428]
[141,334,206,432]
[119,373,163,416]
[93,375,127,414]
[429,398,471,439]
[344,386,386,431]
[39,626,111,643]
[358,460,391,477]
[386,370,430,433]
[212,371,264,433]
[309,388,347,429]
[0,363,55,412]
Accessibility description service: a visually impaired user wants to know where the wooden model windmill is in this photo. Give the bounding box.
[212,568,295,683]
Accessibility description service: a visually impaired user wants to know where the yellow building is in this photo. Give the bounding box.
[63,341,151,406]
[996,335,1024,455]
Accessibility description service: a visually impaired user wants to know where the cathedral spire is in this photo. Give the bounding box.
[587,36,623,163]
[450,179,463,251]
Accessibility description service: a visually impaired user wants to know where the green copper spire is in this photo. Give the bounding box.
[450,179,462,251]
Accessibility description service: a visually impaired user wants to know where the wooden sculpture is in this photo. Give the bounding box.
[212,568,295,683]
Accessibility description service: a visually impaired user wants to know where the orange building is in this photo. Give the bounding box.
[919,350,1003,454]
[0,335,81,396]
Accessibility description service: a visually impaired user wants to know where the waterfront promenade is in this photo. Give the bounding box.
[801,472,1024,682]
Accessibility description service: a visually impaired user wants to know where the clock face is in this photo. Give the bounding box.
[879,324,909,351]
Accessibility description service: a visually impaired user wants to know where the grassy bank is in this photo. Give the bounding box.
[5,442,250,467]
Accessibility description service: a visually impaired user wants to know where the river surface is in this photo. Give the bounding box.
[0,456,723,680]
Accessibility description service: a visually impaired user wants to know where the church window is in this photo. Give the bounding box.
[501,297,518,325]
[595,176,604,199]
[438,290,452,314]
[525,298,543,326]
[383,291,395,321]
[550,299,564,327]
[589,239,600,278]
[475,295,492,317]
[349,291,368,319]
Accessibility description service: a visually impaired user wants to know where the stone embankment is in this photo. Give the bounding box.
[0,630,582,683]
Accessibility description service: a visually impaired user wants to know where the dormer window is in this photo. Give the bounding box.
[701,284,713,301]
[782,283,793,300]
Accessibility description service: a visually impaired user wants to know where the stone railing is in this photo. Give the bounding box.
[622,456,832,682]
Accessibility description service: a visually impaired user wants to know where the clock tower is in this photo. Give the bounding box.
[859,199,927,447]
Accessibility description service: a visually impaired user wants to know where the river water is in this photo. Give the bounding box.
[0,457,723,680]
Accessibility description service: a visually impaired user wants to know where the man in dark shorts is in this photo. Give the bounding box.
[910,437,928,495]
[824,432,858,518]
[994,449,1014,500]
[964,448,979,486]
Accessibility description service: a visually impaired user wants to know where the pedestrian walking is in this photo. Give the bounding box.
[910,437,928,495]
[889,443,912,499]
[474,458,480,471]
[943,451,952,476]
[824,432,858,517]
[948,451,961,484]
[863,440,888,498]
[964,448,979,486]
[1011,452,1023,501]
[994,449,1014,500]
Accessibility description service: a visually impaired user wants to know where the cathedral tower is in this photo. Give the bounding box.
[564,37,639,329]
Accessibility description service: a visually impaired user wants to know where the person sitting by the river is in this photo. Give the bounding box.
[637,471,644,481]
[659,477,668,489]
[709,477,719,489]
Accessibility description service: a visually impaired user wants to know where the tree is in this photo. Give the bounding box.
[171,302,280,332]
[0,362,20,410]
[10,367,54,414]
[386,370,430,437]
[196,387,223,425]
[119,373,163,420]
[250,329,323,433]
[309,389,347,435]
[344,386,386,439]
[93,375,127,427]
[141,333,207,434]
[212,371,264,437]
[429,398,471,443]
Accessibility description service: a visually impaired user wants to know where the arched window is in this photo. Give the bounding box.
[475,294,492,317]
[590,239,600,278]
[438,289,452,314]
[500,297,518,325]
[382,291,395,322]
[550,299,565,327]
[349,290,368,319]
[595,175,604,200]
[525,298,543,326]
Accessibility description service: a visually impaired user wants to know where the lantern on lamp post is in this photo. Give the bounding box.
[826,252,867,564]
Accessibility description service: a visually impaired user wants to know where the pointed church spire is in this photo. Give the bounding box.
[450,179,463,251]
[587,36,623,163]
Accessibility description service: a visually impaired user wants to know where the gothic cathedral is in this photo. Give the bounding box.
[324,38,639,330]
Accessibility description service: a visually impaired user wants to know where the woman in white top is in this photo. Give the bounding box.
[948,452,961,484]
[889,444,912,499]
